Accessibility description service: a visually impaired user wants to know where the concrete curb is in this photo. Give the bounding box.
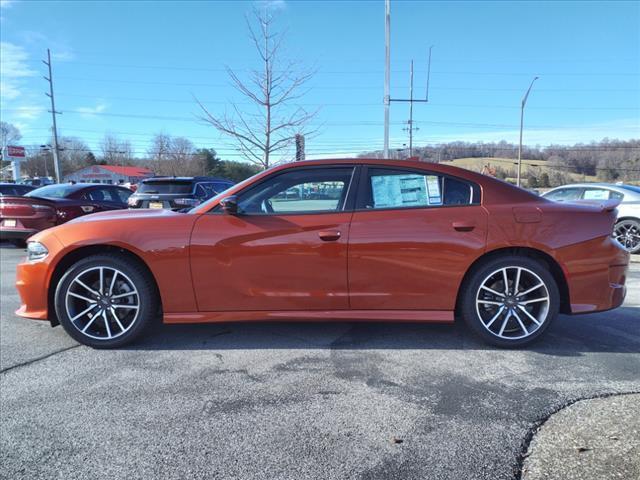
[521,393,640,480]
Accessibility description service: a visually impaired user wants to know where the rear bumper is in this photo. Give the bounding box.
[557,235,630,314]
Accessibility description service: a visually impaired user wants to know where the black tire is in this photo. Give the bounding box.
[459,255,560,348]
[54,253,159,348]
[614,219,640,254]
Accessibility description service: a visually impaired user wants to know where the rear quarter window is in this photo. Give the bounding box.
[138,181,194,194]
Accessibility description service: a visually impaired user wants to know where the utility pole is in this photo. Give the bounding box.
[517,76,539,187]
[43,49,62,183]
[383,0,390,158]
[402,60,419,156]
[392,48,432,159]
[295,134,305,161]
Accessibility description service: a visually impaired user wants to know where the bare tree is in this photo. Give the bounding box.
[1,121,22,153]
[100,134,133,167]
[197,8,316,169]
[59,136,92,172]
[148,133,203,176]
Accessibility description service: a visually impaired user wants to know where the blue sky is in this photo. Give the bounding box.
[1,0,639,161]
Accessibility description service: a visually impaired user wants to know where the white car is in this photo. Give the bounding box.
[542,183,640,254]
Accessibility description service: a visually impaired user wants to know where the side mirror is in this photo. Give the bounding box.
[220,195,239,215]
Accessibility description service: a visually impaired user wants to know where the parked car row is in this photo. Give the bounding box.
[0,176,234,243]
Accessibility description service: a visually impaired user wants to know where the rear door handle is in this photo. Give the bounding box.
[318,230,341,241]
[452,222,475,232]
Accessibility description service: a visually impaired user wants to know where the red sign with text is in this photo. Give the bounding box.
[7,145,26,158]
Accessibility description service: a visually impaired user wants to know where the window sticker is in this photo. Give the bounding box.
[372,174,432,208]
[583,189,609,200]
[426,175,442,205]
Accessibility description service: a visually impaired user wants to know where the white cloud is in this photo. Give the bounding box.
[11,105,45,120]
[0,42,35,101]
[76,102,108,118]
[255,0,286,11]
[0,0,15,9]
[18,31,75,62]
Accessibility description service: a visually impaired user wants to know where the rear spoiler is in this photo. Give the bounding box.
[584,199,622,213]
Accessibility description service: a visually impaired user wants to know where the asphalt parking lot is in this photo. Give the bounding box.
[1,243,639,480]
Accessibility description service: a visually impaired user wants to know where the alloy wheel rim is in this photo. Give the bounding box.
[475,266,550,340]
[65,266,140,340]
[614,221,640,252]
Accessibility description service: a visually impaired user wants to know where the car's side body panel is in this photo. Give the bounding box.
[163,309,453,324]
[348,205,488,310]
[190,211,353,311]
[17,209,199,318]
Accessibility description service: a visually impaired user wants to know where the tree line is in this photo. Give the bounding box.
[362,138,640,186]
[1,124,260,183]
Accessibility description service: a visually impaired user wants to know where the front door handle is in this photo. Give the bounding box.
[318,230,341,241]
[452,222,475,232]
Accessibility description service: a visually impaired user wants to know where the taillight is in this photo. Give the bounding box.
[127,196,138,207]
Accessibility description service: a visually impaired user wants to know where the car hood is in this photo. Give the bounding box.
[67,207,188,224]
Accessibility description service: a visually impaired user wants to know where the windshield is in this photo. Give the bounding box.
[137,180,194,194]
[25,184,79,198]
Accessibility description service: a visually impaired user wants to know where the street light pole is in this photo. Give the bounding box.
[383,0,390,158]
[517,76,539,187]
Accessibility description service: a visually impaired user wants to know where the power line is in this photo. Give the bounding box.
[50,93,639,110]
[27,60,640,76]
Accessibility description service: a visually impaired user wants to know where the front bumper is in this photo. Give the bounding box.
[0,227,37,240]
[15,258,50,320]
[14,233,65,322]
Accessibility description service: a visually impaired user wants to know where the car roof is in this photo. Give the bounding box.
[191,157,541,214]
[142,176,233,183]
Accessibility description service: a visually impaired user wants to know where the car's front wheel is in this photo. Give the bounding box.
[54,254,158,348]
[459,256,560,347]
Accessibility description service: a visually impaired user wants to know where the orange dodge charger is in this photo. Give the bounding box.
[15,159,629,348]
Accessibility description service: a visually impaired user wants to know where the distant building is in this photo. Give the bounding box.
[64,165,153,185]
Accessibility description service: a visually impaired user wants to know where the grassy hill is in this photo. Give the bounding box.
[441,157,599,184]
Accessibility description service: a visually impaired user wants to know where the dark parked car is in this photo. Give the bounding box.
[127,176,234,210]
[20,177,55,187]
[0,183,35,196]
[0,183,132,242]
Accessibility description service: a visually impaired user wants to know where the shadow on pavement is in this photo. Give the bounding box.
[125,305,640,356]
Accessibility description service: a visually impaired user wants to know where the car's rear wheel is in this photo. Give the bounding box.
[614,219,640,254]
[460,256,560,347]
[54,254,158,348]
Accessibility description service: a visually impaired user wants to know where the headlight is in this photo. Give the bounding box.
[27,241,49,262]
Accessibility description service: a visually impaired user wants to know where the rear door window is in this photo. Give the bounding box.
[582,188,611,200]
[138,181,194,194]
[111,187,132,203]
[544,188,583,202]
[85,187,116,202]
[362,168,473,209]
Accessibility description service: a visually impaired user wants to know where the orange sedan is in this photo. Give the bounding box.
[15,159,629,348]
